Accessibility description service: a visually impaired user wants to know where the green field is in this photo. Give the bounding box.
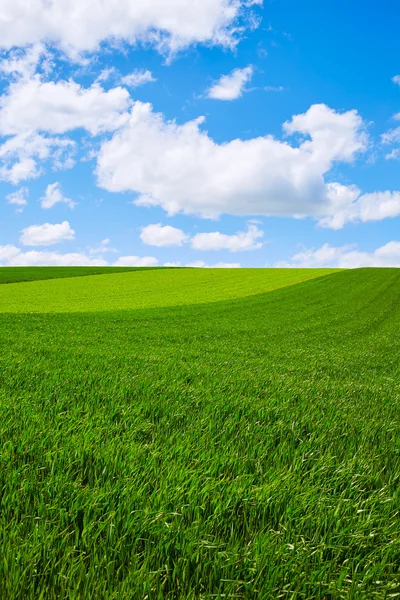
[0,268,399,599]
[0,266,164,285]
[0,268,336,313]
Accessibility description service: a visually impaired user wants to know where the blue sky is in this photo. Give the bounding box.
[1,0,400,268]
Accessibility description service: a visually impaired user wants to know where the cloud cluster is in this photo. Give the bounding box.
[277,241,400,268]
[0,70,131,182]
[140,223,189,247]
[140,223,263,251]
[20,221,75,246]
[0,131,75,184]
[0,244,242,268]
[0,245,108,266]
[114,255,160,267]
[0,77,131,136]
[97,101,371,226]
[191,224,263,251]
[186,260,241,268]
[0,0,261,57]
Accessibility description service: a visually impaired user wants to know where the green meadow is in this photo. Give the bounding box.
[0,268,335,313]
[0,268,399,599]
[0,266,163,285]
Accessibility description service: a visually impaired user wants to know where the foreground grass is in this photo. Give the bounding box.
[0,268,337,313]
[0,269,399,599]
[0,266,165,285]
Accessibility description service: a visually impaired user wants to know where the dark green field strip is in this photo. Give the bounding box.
[0,266,169,284]
[0,269,399,598]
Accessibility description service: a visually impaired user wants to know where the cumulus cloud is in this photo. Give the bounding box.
[0,245,107,266]
[0,77,131,136]
[191,223,263,251]
[283,103,368,165]
[0,243,158,266]
[392,75,400,86]
[207,65,254,100]
[0,75,128,183]
[0,44,51,81]
[40,182,76,209]
[121,70,156,88]
[114,255,159,266]
[97,101,370,224]
[277,241,400,268]
[187,260,241,268]
[140,223,189,247]
[6,187,29,211]
[319,187,400,229]
[139,222,263,251]
[20,221,75,246]
[0,0,261,57]
[0,132,75,184]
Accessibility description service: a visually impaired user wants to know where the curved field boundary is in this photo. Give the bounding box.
[0,266,170,285]
[0,268,340,313]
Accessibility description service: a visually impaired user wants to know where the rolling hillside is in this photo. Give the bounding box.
[0,268,399,599]
[0,267,337,313]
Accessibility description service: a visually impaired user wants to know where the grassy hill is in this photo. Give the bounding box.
[0,266,165,285]
[0,268,399,599]
[0,267,337,313]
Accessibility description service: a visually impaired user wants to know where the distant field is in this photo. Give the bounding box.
[0,268,399,599]
[0,268,337,313]
[0,266,165,285]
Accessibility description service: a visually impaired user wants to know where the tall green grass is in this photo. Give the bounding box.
[0,268,337,313]
[0,269,399,598]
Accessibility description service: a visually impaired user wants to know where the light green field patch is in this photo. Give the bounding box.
[0,268,338,313]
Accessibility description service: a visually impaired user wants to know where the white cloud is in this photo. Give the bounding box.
[20,221,75,246]
[207,65,253,100]
[392,75,400,86]
[140,223,189,247]
[121,70,155,88]
[0,245,107,266]
[97,101,370,223]
[114,255,159,266]
[283,103,368,165]
[385,148,400,160]
[96,67,118,83]
[319,187,400,229]
[191,223,263,251]
[0,76,127,183]
[40,182,76,209]
[277,241,400,268]
[140,222,263,251]
[0,77,131,136]
[0,44,51,80]
[0,0,261,57]
[187,260,241,268]
[382,111,400,147]
[89,238,118,255]
[0,132,75,184]
[0,242,156,266]
[6,186,29,210]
